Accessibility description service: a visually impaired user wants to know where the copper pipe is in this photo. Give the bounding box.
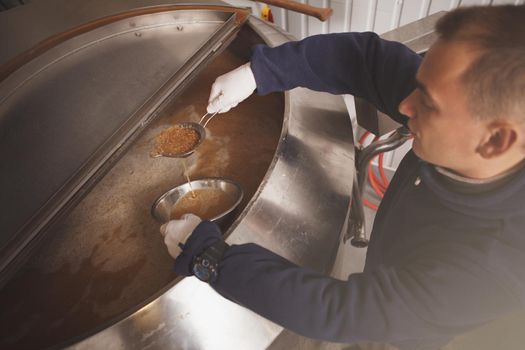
[255,0,333,21]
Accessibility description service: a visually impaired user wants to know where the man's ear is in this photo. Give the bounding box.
[477,122,518,159]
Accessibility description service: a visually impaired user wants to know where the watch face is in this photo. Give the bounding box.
[193,263,212,281]
[192,257,217,282]
[191,241,228,283]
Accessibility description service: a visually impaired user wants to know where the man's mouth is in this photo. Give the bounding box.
[407,122,417,137]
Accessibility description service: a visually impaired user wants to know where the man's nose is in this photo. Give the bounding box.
[398,91,415,118]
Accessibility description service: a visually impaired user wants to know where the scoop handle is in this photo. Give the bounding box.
[199,112,219,128]
[256,0,333,22]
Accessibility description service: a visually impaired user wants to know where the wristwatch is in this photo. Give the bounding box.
[191,240,229,283]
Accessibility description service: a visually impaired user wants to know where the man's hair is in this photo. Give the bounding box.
[435,5,525,122]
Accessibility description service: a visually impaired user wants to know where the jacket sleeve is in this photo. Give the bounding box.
[250,32,422,125]
[211,242,517,345]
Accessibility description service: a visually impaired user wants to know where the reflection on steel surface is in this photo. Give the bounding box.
[0,3,355,350]
[0,7,242,287]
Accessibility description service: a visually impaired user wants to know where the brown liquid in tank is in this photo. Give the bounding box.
[170,188,237,220]
[0,36,284,349]
[152,125,200,157]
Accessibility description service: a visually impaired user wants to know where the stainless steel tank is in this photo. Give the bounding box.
[0,1,354,349]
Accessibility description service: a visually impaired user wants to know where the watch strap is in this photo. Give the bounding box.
[202,239,229,261]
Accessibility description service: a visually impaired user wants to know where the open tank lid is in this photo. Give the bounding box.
[0,2,249,287]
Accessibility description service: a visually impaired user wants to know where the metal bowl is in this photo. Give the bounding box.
[151,177,244,224]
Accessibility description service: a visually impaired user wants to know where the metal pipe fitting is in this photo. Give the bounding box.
[346,176,368,247]
[345,126,412,247]
[356,126,412,193]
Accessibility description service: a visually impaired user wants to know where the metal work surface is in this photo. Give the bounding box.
[0,0,234,67]
[0,2,355,349]
[380,11,445,54]
[68,18,354,349]
[0,44,284,349]
[69,16,354,350]
[0,6,245,285]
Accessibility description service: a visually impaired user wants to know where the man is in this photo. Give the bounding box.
[160,5,525,350]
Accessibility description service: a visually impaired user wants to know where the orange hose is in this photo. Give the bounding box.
[363,197,379,210]
[369,158,387,191]
[378,150,389,187]
[359,131,371,145]
[358,131,392,211]
[368,163,385,198]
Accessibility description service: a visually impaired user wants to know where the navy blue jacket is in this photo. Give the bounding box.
[210,33,525,349]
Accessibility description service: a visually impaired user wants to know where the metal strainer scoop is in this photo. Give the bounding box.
[150,112,218,158]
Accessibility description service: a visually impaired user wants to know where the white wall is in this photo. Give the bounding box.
[228,0,523,38]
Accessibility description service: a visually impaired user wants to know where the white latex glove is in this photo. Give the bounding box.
[207,62,256,114]
[160,213,202,258]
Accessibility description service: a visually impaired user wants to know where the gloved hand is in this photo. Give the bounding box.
[161,216,223,276]
[207,62,256,114]
[160,213,202,259]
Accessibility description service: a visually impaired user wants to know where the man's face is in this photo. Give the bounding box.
[398,39,488,177]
